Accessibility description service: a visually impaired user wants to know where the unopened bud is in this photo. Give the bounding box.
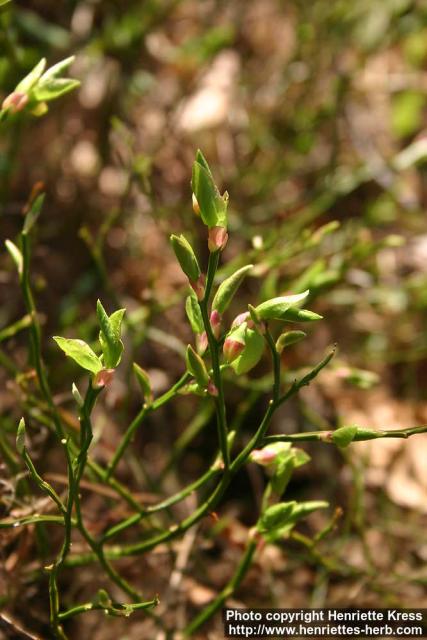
[223,336,245,363]
[190,274,206,301]
[2,91,28,113]
[231,312,250,329]
[250,447,278,466]
[93,368,115,388]
[210,309,222,339]
[208,226,228,253]
[196,331,208,355]
[192,193,200,216]
[207,380,218,397]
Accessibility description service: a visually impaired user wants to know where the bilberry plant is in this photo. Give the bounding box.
[2,119,427,637]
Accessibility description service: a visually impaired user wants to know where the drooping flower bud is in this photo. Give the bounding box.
[208,226,228,253]
[192,193,200,216]
[207,380,219,397]
[170,234,201,283]
[250,446,279,466]
[223,324,246,363]
[2,91,29,113]
[190,273,206,301]
[231,311,250,329]
[210,309,222,340]
[93,368,115,388]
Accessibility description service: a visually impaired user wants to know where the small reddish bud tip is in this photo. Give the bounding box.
[250,447,277,466]
[223,337,245,363]
[94,368,115,388]
[196,331,208,355]
[2,92,28,113]
[192,193,201,216]
[207,380,219,397]
[210,309,222,339]
[190,274,206,301]
[209,511,219,522]
[208,226,228,253]
[231,311,250,329]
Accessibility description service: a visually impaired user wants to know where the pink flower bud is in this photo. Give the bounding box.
[93,368,115,388]
[207,380,219,397]
[223,336,245,363]
[208,226,228,253]
[231,312,250,329]
[250,447,277,466]
[210,309,222,339]
[2,92,28,113]
[192,193,200,216]
[190,274,206,301]
[196,331,208,355]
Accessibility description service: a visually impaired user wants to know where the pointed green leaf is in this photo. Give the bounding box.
[186,345,209,388]
[212,265,253,314]
[33,78,80,102]
[133,363,153,403]
[185,290,204,334]
[255,291,322,322]
[96,300,125,368]
[5,239,23,277]
[23,193,45,235]
[276,330,307,353]
[170,234,201,282]
[192,151,227,229]
[16,58,47,93]
[16,418,26,455]
[53,336,102,374]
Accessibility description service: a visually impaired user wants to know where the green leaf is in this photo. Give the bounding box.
[0,0,12,13]
[5,239,23,277]
[256,291,322,322]
[276,330,306,353]
[185,290,204,334]
[71,383,84,408]
[16,418,26,455]
[33,78,80,102]
[53,336,102,374]
[258,502,297,533]
[40,56,75,81]
[231,326,264,375]
[133,363,153,403]
[186,345,209,388]
[96,300,125,368]
[170,234,201,282]
[212,264,253,314]
[23,193,45,235]
[16,58,47,94]
[191,150,227,229]
[258,500,328,542]
[332,425,358,448]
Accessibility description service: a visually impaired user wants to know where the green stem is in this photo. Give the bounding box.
[105,372,190,479]
[263,425,427,445]
[199,251,230,469]
[58,597,158,621]
[102,465,220,541]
